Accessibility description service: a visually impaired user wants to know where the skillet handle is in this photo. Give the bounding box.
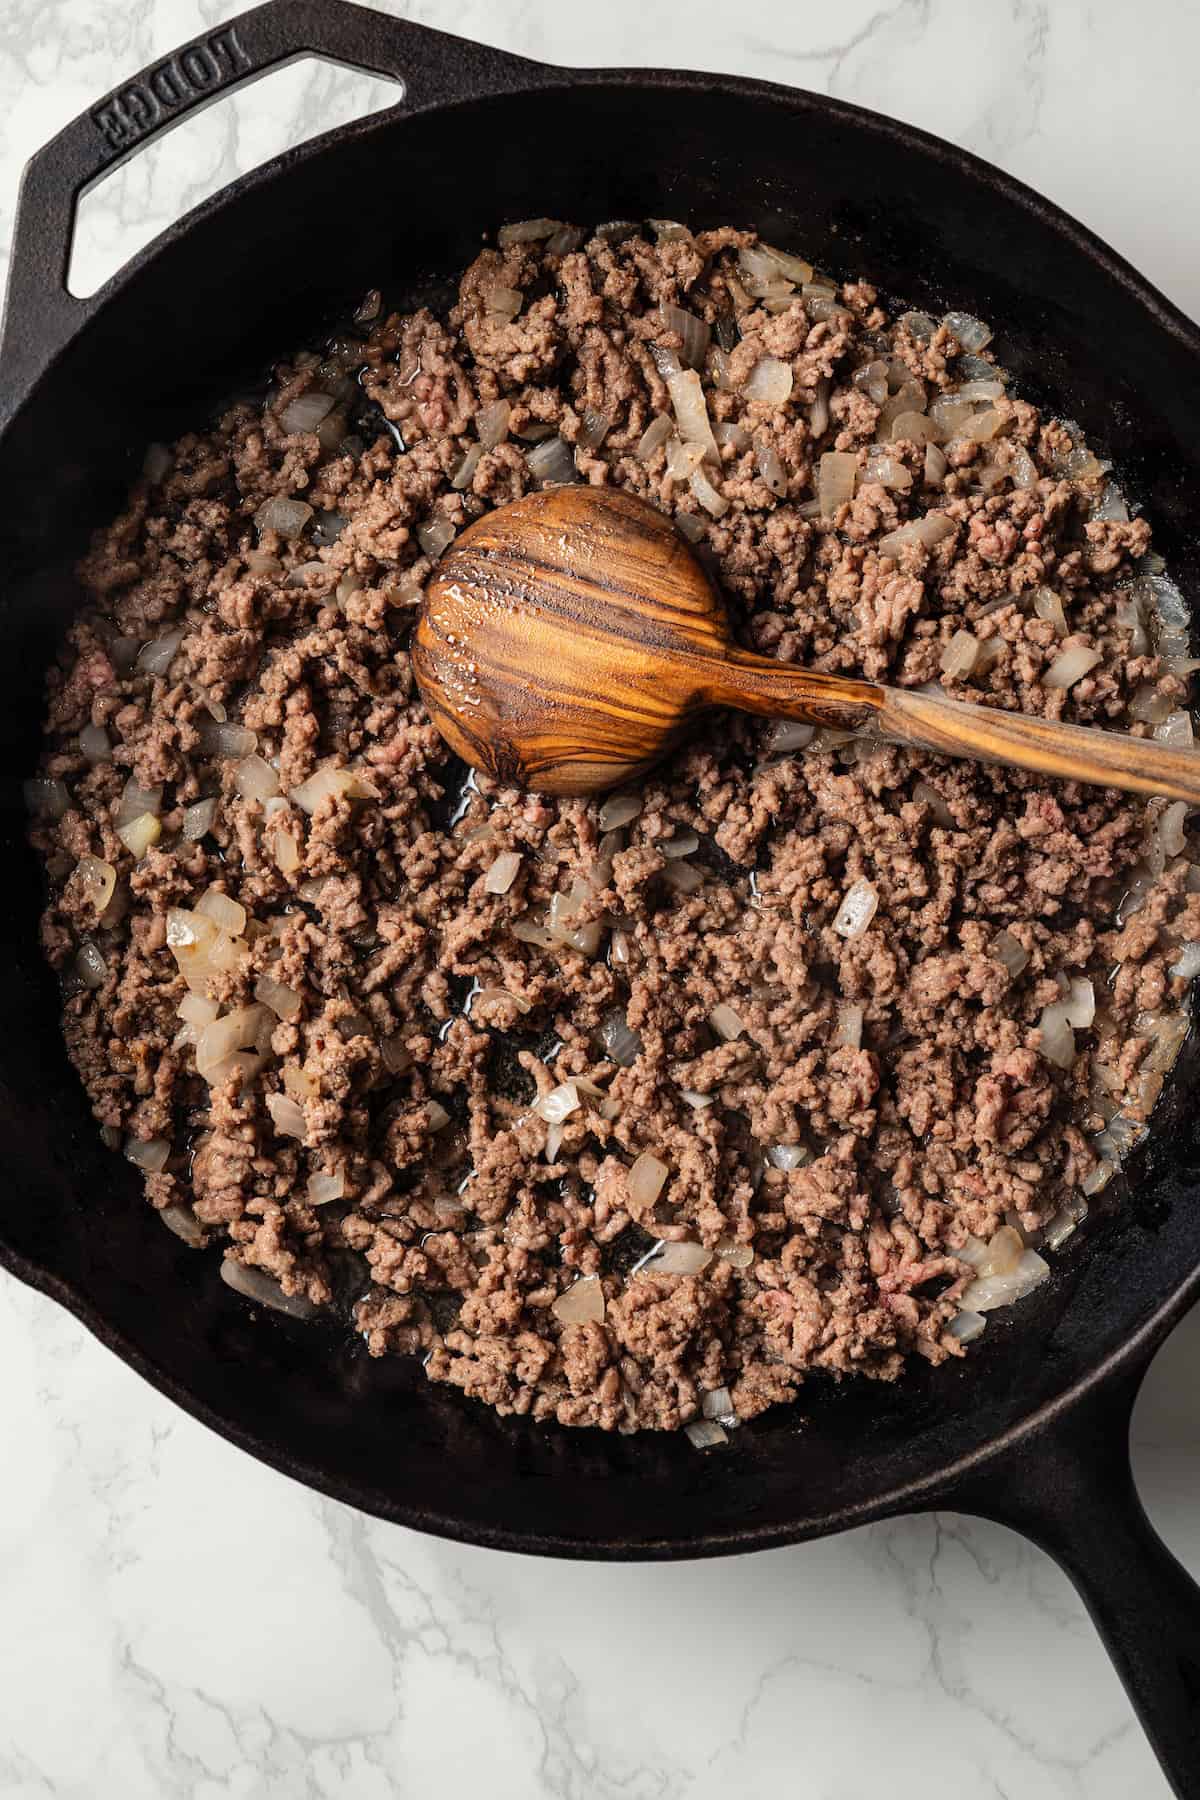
[0,0,543,403]
[949,1366,1200,1799]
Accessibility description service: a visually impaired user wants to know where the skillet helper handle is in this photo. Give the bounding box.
[0,0,540,400]
[951,1370,1200,1799]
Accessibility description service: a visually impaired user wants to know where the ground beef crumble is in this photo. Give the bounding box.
[27,222,1196,1437]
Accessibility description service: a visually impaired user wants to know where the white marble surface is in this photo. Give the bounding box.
[1,2,1198,1794]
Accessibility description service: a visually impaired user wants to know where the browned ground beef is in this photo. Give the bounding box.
[27,222,1198,1436]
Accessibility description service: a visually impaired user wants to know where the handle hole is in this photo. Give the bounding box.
[67,56,401,298]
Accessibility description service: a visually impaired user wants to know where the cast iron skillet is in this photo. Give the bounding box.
[1,1,1199,1787]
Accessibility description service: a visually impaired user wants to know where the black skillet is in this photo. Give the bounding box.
[1,2,1199,1788]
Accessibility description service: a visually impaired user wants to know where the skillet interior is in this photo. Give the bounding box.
[3,74,1200,1554]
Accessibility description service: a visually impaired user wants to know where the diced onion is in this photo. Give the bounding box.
[715,1238,753,1268]
[689,464,728,518]
[484,850,522,895]
[115,776,162,826]
[755,439,787,496]
[160,1203,204,1246]
[266,1091,307,1139]
[925,442,948,486]
[742,357,793,406]
[427,1101,451,1132]
[767,1144,809,1171]
[255,973,302,1020]
[947,1311,987,1343]
[942,312,993,351]
[535,1082,581,1124]
[628,1151,669,1210]
[477,399,511,450]
[1037,1001,1076,1069]
[678,1088,714,1111]
[137,629,186,676]
[280,391,335,435]
[1009,447,1039,489]
[526,436,578,486]
[182,797,218,840]
[497,217,561,246]
[940,630,980,677]
[899,310,937,341]
[768,721,815,752]
[233,754,280,802]
[599,792,641,830]
[417,515,457,557]
[24,776,71,819]
[75,939,107,989]
[962,1249,1050,1312]
[290,761,378,814]
[702,1386,735,1421]
[450,444,482,491]
[124,1134,170,1173]
[179,993,219,1027]
[75,855,116,914]
[1154,710,1195,749]
[833,1003,863,1049]
[878,514,955,557]
[666,369,718,459]
[483,284,522,319]
[658,301,710,370]
[195,887,246,935]
[220,1259,317,1319]
[1169,943,1200,979]
[853,361,889,405]
[913,780,954,827]
[1033,589,1068,635]
[993,930,1029,978]
[79,723,111,763]
[862,446,913,490]
[255,497,313,539]
[684,1418,728,1449]
[636,415,672,461]
[649,1240,712,1275]
[307,1171,345,1206]
[833,878,878,939]
[818,451,857,516]
[552,1275,605,1325]
[1043,643,1102,689]
[1062,976,1095,1029]
[117,812,161,858]
[888,411,936,445]
[709,1003,745,1041]
[660,831,699,860]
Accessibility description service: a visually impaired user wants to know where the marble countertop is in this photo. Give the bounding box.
[2,2,1198,1794]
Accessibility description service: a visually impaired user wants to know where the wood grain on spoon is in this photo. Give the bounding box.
[414,486,1200,805]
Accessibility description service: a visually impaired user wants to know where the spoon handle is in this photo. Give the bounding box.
[709,649,1200,807]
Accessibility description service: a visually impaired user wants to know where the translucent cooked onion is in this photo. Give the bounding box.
[888,411,936,446]
[955,379,1005,402]
[160,1203,204,1246]
[255,972,302,1020]
[947,1311,986,1344]
[512,918,555,948]
[497,217,560,246]
[664,863,702,895]
[483,284,522,319]
[266,1091,306,1139]
[116,776,163,826]
[195,887,246,936]
[965,407,1003,442]
[79,723,111,764]
[853,360,889,405]
[636,415,672,461]
[255,497,313,539]
[659,830,699,860]
[117,812,161,858]
[1169,943,1200,979]
[137,628,186,675]
[598,792,641,830]
[702,1385,735,1420]
[289,761,378,814]
[1009,446,1039,489]
[307,1171,345,1206]
[808,377,831,439]
[23,776,71,819]
[220,1258,318,1319]
[1154,710,1195,748]
[280,391,335,434]
[381,1035,412,1075]
[577,409,612,452]
[477,399,511,450]
[924,442,948,486]
[666,369,718,459]
[648,218,692,243]
[861,447,913,491]
[940,629,980,677]
[678,1088,713,1110]
[877,514,954,558]
[526,435,577,487]
[75,855,116,915]
[124,1134,170,1173]
[182,797,218,840]
[962,1249,1050,1313]
[818,451,857,516]
[927,396,975,440]
[913,779,953,827]
[1037,1001,1076,1069]
[833,1003,863,1049]
[484,850,522,895]
[552,1274,605,1325]
[899,310,937,341]
[450,444,482,491]
[658,301,710,370]
[715,1237,753,1268]
[1043,643,1102,689]
[75,939,107,989]
[535,1082,582,1125]
[666,435,704,480]
[942,312,993,351]
[685,1418,728,1449]
[689,464,729,518]
[993,930,1029,978]
[179,993,219,1027]
[600,1009,642,1066]
[833,878,878,939]
[649,1240,712,1275]
[233,753,280,803]
[709,1003,745,1042]
[714,421,751,453]
[755,438,787,496]
[1033,588,1068,635]
[768,720,815,751]
[416,515,458,556]
[628,1150,668,1210]
[767,1144,809,1170]
[1062,976,1095,1028]
[1158,800,1189,858]
[742,357,794,406]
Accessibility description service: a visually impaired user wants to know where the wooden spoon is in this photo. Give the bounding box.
[414,485,1200,804]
